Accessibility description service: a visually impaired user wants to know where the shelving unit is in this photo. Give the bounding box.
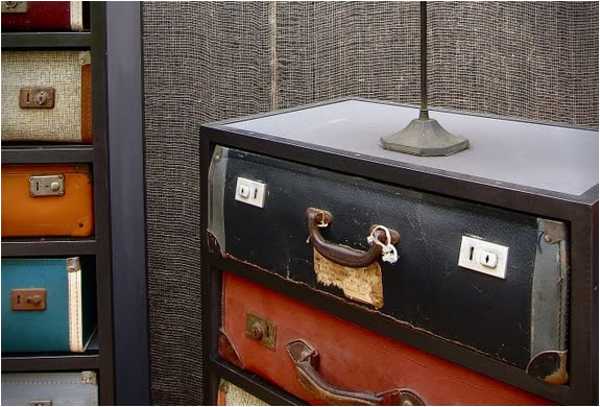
[1,3,115,404]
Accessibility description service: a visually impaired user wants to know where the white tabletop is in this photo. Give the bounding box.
[227,99,599,196]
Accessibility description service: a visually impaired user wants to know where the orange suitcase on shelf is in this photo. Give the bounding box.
[2,164,94,237]
[219,272,551,406]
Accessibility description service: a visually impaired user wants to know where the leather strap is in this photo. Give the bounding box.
[287,339,424,405]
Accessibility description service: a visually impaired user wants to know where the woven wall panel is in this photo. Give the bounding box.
[143,2,597,404]
[143,2,271,404]
[275,2,421,108]
[428,2,599,127]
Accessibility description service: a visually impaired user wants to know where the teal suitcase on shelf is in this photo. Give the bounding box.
[1,257,96,353]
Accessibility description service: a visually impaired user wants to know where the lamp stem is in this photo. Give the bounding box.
[380,0,469,156]
[419,1,429,120]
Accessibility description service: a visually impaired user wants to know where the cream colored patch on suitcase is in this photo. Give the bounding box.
[218,380,268,406]
[1,51,88,142]
[313,249,384,309]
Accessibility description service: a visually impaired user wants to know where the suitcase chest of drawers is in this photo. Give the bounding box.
[200,98,598,405]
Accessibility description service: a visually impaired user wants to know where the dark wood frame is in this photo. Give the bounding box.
[1,3,117,404]
[200,97,598,405]
[105,2,151,404]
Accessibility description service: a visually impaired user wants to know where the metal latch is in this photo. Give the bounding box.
[29,174,65,197]
[11,288,47,311]
[1,2,27,13]
[19,87,55,109]
[29,402,52,406]
[80,371,97,385]
[245,313,276,350]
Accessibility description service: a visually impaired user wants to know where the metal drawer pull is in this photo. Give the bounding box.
[19,87,55,109]
[306,207,400,268]
[287,339,424,405]
[1,2,28,13]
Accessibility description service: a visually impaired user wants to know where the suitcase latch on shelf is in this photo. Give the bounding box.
[245,313,276,350]
[19,87,55,109]
[29,174,65,197]
[1,2,28,13]
[11,288,47,311]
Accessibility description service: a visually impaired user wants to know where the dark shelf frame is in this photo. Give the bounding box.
[1,32,91,49]
[1,145,94,164]
[1,238,96,257]
[1,4,115,405]
[105,2,151,404]
[199,98,598,405]
[2,354,99,372]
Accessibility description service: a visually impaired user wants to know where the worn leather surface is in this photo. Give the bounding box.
[2,164,94,237]
[1,2,74,32]
[221,272,549,405]
[218,148,539,369]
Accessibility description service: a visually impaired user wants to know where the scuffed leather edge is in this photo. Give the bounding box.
[526,350,568,385]
[218,330,244,370]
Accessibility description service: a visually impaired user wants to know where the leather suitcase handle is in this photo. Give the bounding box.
[306,207,400,268]
[287,339,424,405]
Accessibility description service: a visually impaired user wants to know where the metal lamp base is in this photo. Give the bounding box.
[381,117,469,157]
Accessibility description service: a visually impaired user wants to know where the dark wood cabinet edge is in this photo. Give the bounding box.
[105,2,151,404]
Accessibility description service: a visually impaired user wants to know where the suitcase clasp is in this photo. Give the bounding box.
[29,174,65,197]
[245,313,276,350]
[19,87,55,109]
[11,288,47,311]
[1,2,28,13]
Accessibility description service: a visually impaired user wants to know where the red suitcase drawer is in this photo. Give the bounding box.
[220,272,551,405]
[1,1,85,32]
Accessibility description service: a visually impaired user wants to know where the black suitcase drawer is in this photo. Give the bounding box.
[208,145,569,383]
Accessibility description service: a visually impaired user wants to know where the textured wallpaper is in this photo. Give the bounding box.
[142,2,598,404]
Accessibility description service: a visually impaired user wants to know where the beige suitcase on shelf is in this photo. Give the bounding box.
[1,50,92,143]
[217,380,268,406]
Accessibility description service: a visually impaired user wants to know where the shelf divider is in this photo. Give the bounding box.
[1,145,94,164]
[2,239,97,257]
[1,32,91,49]
[2,354,99,372]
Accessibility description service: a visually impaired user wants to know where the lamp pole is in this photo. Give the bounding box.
[381,1,469,157]
[420,1,429,120]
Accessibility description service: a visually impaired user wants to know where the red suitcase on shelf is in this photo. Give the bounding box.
[1,1,85,32]
[219,272,551,405]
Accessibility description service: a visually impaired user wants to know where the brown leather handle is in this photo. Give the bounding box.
[306,207,400,268]
[287,340,424,405]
